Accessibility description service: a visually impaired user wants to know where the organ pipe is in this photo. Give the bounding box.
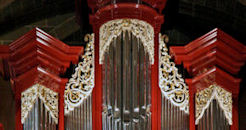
[102,31,152,130]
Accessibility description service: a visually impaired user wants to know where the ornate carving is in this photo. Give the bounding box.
[64,34,94,114]
[21,84,58,124]
[99,19,154,64]
[195,85,232,125]
[159,34,189,113]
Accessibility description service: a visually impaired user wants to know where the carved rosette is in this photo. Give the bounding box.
[64,34,94,114]
[195,85,232,125]
[99,19,154,64]
[21,84,58,124]
[159,34,189,113]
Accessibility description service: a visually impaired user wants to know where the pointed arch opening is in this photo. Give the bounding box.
[101,30,152,129]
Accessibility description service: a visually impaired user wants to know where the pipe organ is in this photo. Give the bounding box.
[0,0,245,130]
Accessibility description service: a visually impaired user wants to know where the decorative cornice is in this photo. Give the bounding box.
[89,3,164,33]
[86,0,167,13]
[99,19,154,64]
[170,28,246,76]
[185,67,241,96]
[0,28,83,94]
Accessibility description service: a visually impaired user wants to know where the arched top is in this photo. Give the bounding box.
[99,19,154,64]
[195,85,232,125]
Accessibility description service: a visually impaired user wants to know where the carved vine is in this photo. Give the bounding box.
[64,34,94,114]
[159,34,189,113]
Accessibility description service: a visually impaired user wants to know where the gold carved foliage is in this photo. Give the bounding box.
[21,84,58,124]
[99,19,154,64]
[64,34,94,114]
[195,85,232,125]
[159,34,189,113]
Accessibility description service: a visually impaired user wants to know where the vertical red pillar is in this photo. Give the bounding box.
[92,28,102,130]
[15,92,22,130]
[232,96,239,130]
[170,28,246,130]
[0,28,83,130]
[187,83,195,130]
[58,85,65,130]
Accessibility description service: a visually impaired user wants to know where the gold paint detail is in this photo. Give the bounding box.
[21,84,58,124]
[99,19,154,64]
[64,34,94,114]
[159,33,189,113]
[195,85,232,125]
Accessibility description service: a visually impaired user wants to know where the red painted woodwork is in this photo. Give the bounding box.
[170,28,246,76]
[92,29,102,130]
[89,3,163,31]
[77,2,164,130]
[0,28,83,130]
[170,28,246,130]
[85,0,167,13]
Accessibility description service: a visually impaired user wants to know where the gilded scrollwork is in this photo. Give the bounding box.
[21,84,58,124]
[195,85,232,125]
[64,34,94,114]
[159,34,189,113]
[99,19,154,64]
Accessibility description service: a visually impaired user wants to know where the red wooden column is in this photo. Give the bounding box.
[0,28,83,130]
[170,28,246,130]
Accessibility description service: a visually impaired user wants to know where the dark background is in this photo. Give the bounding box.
[0,0,245,129]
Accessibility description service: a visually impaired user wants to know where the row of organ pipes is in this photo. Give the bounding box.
[23,99,57,130]
[197,100,230,130]
[65,95,92,130]
[22,87,231,130]
[161,94,189,130]
[102,31,152,130]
